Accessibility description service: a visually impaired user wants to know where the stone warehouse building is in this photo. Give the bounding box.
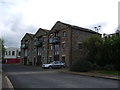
[21,33,34,65]
[33,28,49,66]
[21,21,100,67]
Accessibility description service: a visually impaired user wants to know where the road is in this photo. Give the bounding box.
[2,64,119,89]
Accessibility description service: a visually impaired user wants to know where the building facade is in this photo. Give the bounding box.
[4,47,20,64]
[21,33,34,65]
[33,28,49,66]
[47,21,99,67]
[20,21,100,67]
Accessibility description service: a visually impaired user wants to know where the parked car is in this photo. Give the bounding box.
[42,61,65,69]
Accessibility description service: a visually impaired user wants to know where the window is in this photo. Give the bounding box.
[9,51,11,55]
[6,51,7,55]
[19,51,21,56]
[42,57,44,61]
[34,40,36,45]
[55,32,59,36]
[55,51,59,55]
[25,49,28,56]
[78,43,82,49]
[50,45,53,50]
[38,47,42,55]
[34,48,36,56]
[62,43,66,49]
[43,37,45,42]
[49,57,52,63]
[62,56,65,62]
[63,31,67,37]
[12,51,15,56]
[49,38,52,43]
[44,47,46,51]
[55,45,59,55]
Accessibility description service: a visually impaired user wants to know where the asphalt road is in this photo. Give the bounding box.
[2,64,119,89]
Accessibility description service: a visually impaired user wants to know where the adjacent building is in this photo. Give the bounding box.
[20,21,100,67]
[4,47,20,64]
[33,28,49,66]
[21,33,34,65]
[103,31,120,38]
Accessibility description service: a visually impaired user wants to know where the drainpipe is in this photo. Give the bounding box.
[47,34,49,63]
[70,26,73,68]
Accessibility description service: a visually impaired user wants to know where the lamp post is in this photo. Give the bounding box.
[94,25,101,33]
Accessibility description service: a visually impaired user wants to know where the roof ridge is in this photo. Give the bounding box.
[57,21,99,34]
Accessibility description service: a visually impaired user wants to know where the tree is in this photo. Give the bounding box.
[0,38,5,60]
[83,35,103,64]
[103,35,120,70]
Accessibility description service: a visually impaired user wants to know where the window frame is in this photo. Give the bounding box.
[12,51,15,56]
[62,43,66,49]
[63,31,67,37]
[9,51,11,55]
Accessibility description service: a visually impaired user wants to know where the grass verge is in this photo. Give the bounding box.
[93,71,120,75]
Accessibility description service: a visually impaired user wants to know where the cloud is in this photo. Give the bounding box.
[0,0,119,48]
[0,0,37,48]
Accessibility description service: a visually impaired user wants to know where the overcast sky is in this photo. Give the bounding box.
[0,0,119,48]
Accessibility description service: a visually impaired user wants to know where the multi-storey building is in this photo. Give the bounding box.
[21,33,34,65]
[33,28,49,66]
[3,47,20,64]
[20,21,100,67]
[48,21,99,67]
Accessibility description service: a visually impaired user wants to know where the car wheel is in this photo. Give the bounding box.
[49,66,52,69]
[61,66,64,69]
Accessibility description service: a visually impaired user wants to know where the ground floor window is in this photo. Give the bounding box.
[49,57,52,63]
[62,56,65,62]
[34,57,36,66]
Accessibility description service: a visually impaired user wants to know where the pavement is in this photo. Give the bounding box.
[2,72,14,90]
[1,63,14,90]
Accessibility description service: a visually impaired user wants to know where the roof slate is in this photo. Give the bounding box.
[58,21,100,34]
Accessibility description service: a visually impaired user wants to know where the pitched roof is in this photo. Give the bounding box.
[27,33,34,38]
[54,21,100,34]
[34,28,49,37]
[21,33,34,41]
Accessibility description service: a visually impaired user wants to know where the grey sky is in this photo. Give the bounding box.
[0,0,119,48]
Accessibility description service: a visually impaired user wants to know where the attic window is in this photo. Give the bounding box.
[55,32,59,37]
[63,31,67,37]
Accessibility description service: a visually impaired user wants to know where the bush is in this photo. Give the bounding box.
[91,63,104,70]
[70,59,93,72]
[104,64,115,71]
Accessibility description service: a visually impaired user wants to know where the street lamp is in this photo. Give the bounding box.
[94,25,101,33]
